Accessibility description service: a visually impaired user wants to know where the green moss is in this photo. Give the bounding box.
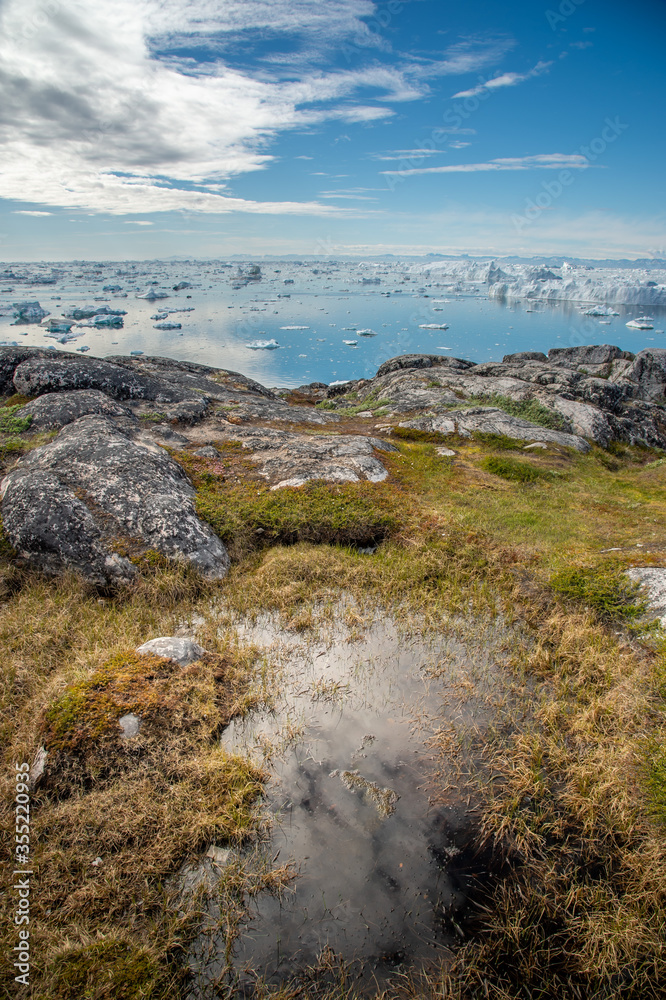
[195,479,401,559]
[139,412,168,423]
[481,455,546,483]
[472,432,525,451]
[49,939,167,1000]
[42,651,177,752]
[550,562,648,623]
[0,403,32,434]
[464,393,571,432]
[390,426,452,445]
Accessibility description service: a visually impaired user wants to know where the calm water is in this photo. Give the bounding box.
[182,609,526,997]
[1,259,664,388]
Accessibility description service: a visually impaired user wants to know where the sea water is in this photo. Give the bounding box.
[1,259,664,388]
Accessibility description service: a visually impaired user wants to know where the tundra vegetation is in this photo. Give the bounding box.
[1,391,665,1000]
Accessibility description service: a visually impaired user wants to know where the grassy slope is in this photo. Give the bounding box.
[1,408,665,998]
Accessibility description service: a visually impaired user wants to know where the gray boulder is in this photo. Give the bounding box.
[15,389,133,430]
[12,355,207,409]
[375,354,474,378]
[547,344,633,366]
[212,424,397,487]
[612,349,666,402]
[0,469,136,585]
[0,347,52,394]
[399,408,590,452]
[502,351,547,363]
[1,415,230,584]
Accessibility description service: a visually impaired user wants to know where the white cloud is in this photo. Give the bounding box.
[12,210,53,216]
[452,60,552,99]
[0,3,512,216]
[124,220,154,225]
[370,148,445,161]
[382,153,591,176]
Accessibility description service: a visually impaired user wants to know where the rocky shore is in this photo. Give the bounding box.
[0,343,664,586]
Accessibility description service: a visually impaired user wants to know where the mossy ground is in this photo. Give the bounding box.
[1,413,665,998]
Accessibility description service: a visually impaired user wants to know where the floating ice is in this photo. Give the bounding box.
[419,323,449,330]
[42,319,74,333]
[151,312,168,321]
[136,289,169,300]
[343,339,358,345]
[246,339,280,350]
[153,322,182,330]
[13,301,49,323]
[357,329,377,337]
[626,316,654,330]
[280,325,310,330]
[64,306,126,320]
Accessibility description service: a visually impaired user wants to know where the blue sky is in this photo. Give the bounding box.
[1,0,664,260]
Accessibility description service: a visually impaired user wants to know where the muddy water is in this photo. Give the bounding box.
[187,609,526,997]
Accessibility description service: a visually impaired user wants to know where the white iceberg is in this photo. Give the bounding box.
[136,289,169,301]
[626,316,654,330]
[246,339,280,350]
[419,323,449,330]
[280,325,310,330]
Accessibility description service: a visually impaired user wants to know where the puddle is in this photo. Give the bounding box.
[184,607,529,997]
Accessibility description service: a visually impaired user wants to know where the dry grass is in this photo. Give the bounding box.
[1,423,665,998]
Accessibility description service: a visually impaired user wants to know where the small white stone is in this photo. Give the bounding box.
[523,442,548,450]
[118,713,142,739]
[436,447,456,457]
[136,637,206,666]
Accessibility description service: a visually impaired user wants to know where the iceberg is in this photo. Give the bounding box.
[419,323,449,330]
[246,339,280,350]
[626,316,654,330]
[13,301,49,323]
[42,318,74,333]
[76,314,124,329]
[136,289,169,301]
[64,306,126,320]
[153,322,182,330]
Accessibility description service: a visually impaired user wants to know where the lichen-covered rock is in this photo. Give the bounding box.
[12,354,206,408]
[0,468,137,584]
[626,568,666,626]
[547,345,633,366]
[612,349,666,402]
[212,424,397,487]
[1,415,230,583]
[0,346,52,394]
[15,389,133,430]
[374,354,475,378]
[399,408,590,452]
